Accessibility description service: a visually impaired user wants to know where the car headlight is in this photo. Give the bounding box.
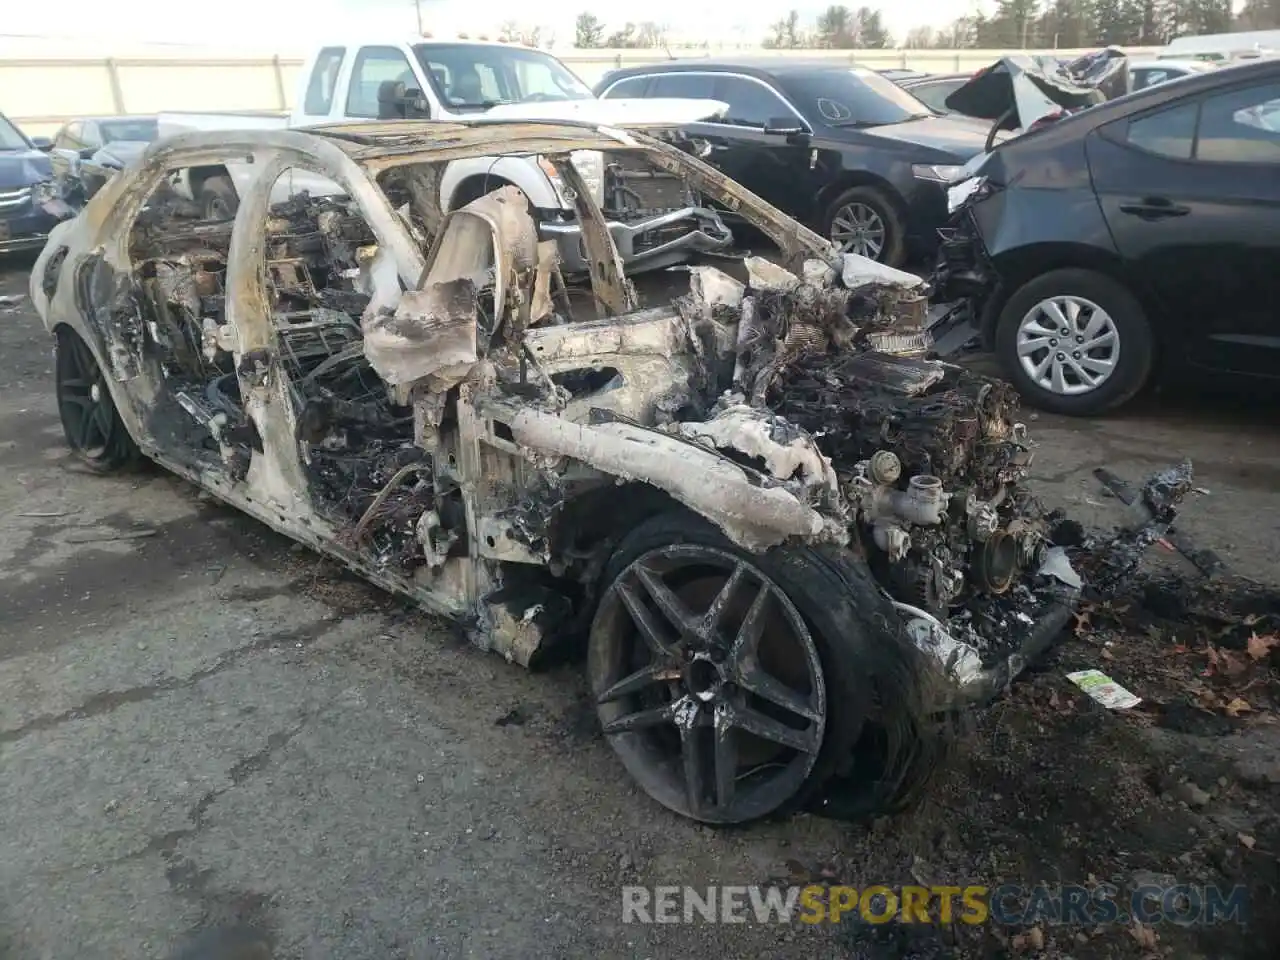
[946,176,989,214]
[912,163,966,183]
[537,151,604,207]
[31,179,60,204]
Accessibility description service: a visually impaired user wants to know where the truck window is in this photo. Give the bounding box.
[304,47,346,116]
[413,43,592,111]
[346,46,419,119]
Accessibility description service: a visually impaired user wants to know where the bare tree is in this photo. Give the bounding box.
[574,12,605,48]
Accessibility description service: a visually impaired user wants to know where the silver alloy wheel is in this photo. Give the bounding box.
[829,202,886,260]
[1016,295,1120,396]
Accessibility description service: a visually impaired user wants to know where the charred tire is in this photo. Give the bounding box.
[821,185,906,267]
[54,326,139,473]
[995,268,1153,416]
[197,174,240,221]
[587,511,931,824]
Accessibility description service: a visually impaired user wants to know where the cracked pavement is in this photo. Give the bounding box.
[2,260,1278,959]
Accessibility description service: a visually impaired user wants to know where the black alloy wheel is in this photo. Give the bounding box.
[55,327,138,472]
[590,537,829,824]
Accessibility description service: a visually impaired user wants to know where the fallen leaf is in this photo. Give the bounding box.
[1208,646,1249,677]
[1246,632,1279,661]
[1238,833,1256,850]
[1224,697,1252,717]
[1128,920,1159,950]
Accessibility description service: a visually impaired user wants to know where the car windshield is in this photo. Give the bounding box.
[0,114,31,150]
[100,118,158,143]
[778,67,935,127]
[413,43,593,111]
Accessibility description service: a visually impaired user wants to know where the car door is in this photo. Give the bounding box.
[683,74,816,220]
[1088,79,1280,378]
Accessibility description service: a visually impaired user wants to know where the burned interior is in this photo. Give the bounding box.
[38,121,1195,824]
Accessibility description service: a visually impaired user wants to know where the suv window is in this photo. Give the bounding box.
[346,46,418,119]
[714,77,794,127]
[304,47,345,116]
[601,76,649,98]
[649,73,716,100]
[1126,102,1198,159]
[1197,83,1280,163]
[908,79,964,114]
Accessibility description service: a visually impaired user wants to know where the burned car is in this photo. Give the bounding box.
[31,121,1192,824]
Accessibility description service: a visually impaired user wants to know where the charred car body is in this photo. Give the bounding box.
[32,120,1192,824]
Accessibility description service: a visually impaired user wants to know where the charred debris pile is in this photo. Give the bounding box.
[649,253,1195,691]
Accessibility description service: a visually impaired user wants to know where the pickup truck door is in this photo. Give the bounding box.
[1089,80,1280,379]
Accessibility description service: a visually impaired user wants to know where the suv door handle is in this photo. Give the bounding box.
[1118,197,1190,219]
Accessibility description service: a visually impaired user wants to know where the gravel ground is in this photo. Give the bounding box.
[1,254,1277,960]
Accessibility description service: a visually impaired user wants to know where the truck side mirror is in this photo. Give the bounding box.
[30,136,53,152]
[378,80,431,120]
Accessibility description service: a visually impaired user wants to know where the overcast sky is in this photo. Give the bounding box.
[4,0,985,51]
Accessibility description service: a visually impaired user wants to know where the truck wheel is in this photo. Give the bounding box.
[198,175,239,221]
[55,327,139,473]
[587,512,926,824]
[995,268,1154,416]
[821,185,905,266]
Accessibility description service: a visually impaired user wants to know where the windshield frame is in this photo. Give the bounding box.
[412,43,593,113]
[0,113,33,151]
[777,67,936,128]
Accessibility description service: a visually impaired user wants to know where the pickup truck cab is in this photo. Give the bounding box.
[159,39,734,274]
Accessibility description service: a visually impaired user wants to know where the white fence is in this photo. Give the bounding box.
[4,46,1160,137]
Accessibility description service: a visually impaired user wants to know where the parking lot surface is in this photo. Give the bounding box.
[2,257,1278,960]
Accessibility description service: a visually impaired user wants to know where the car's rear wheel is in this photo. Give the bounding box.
[55,327,138,473]
[587,513,894,824]
[995,268,1154,416]
[822,185,905,266]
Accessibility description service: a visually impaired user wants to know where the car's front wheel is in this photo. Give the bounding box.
[587,513,897,824]
[55,326,138,473]
[821,185,905,266]
[995,268,1154,416]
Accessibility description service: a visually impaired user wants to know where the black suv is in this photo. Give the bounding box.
[935,57,1280,416]
[595,59,993,266]
[0,112,58,256]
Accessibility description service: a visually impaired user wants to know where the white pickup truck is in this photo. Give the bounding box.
[158,39,734,273]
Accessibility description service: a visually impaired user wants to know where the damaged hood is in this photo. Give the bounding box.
[0,149,52,189]
[480,97,729,125]
[862,114,999,159]
[944,55,1107,131]
[90,140,149,169]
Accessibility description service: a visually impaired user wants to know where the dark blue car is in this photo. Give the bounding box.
[0,112,60,256]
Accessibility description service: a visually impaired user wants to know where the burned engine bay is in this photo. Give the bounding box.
[115,136,1194,706]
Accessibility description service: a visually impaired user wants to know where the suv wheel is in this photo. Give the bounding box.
[995,268,1154,416]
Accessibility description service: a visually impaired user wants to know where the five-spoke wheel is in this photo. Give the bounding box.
[55,327,137,472]
[591,531,834,823]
